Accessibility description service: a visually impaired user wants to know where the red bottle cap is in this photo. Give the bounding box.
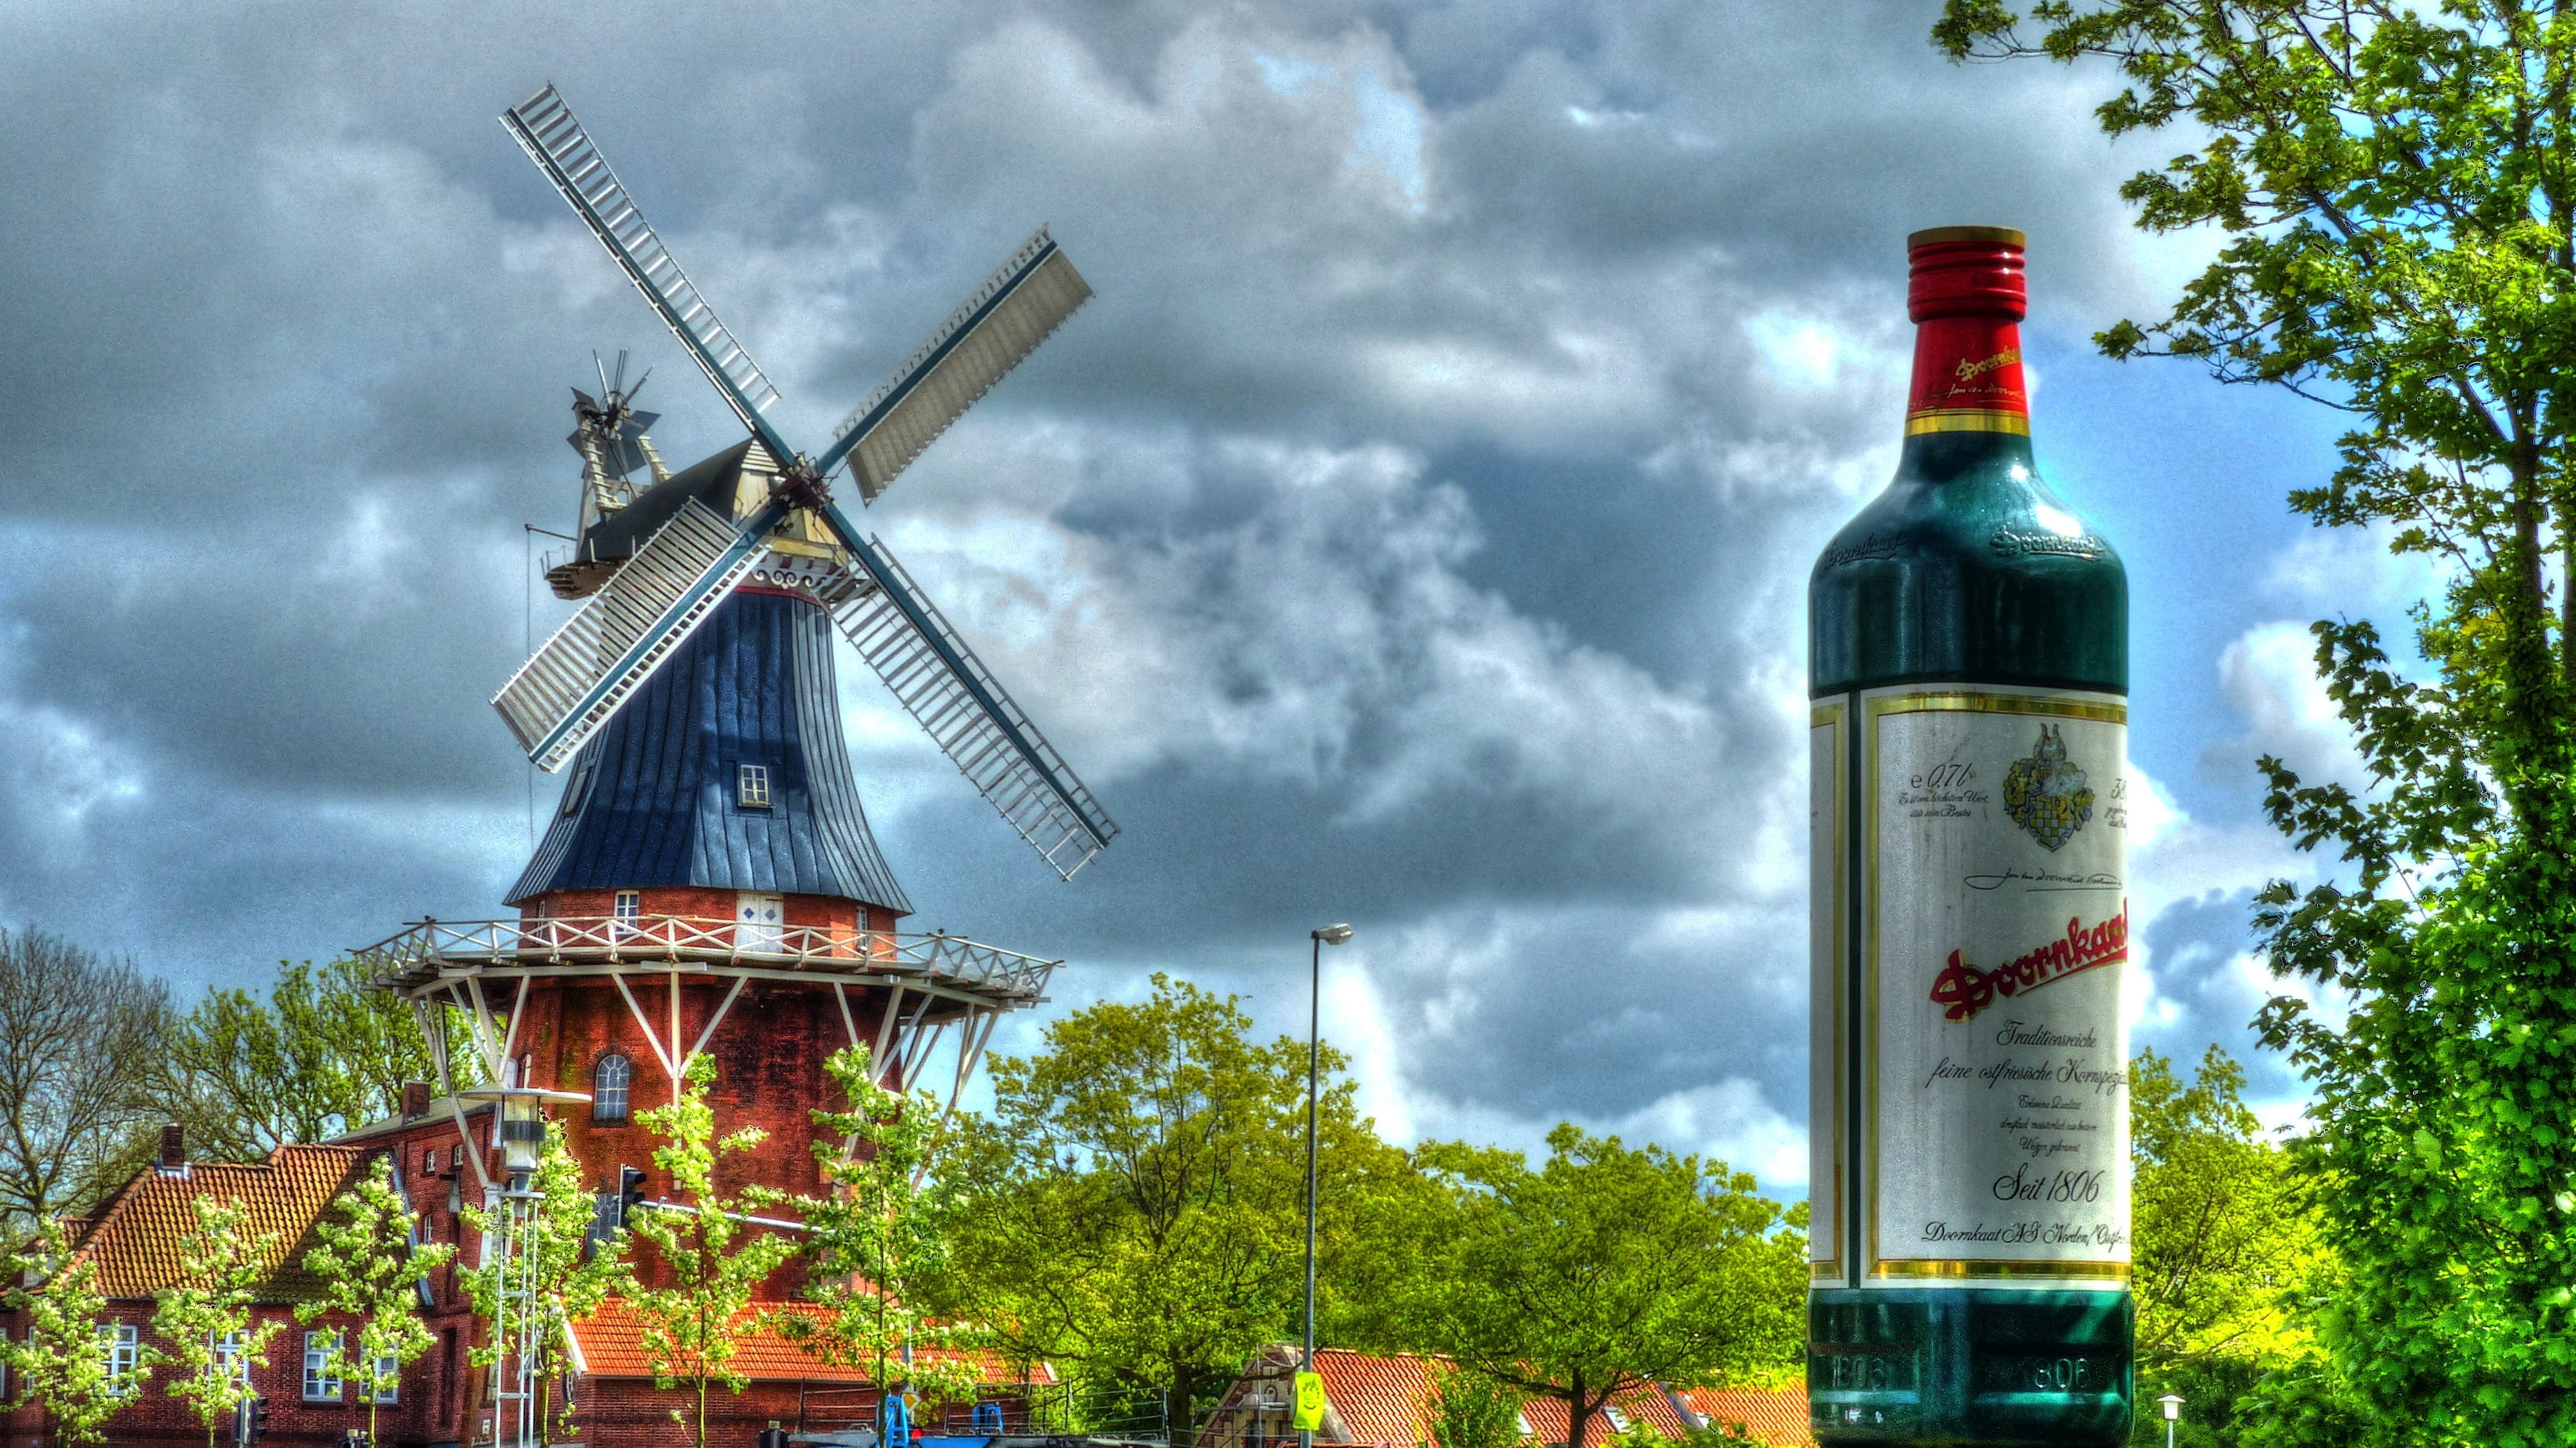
[1907,226,2026,322]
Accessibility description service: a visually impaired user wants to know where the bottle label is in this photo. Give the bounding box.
[1905,317,2029,436]
[1811,684,2130,1286]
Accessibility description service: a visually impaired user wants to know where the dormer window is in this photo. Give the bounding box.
[737,764,772,809]
[593,1053,631,1124]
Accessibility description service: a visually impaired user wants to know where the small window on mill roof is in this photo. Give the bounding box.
[738,763,772,809]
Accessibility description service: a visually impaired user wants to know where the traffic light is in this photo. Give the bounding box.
[236,1394,270,1445]
[617,1165,648,1226]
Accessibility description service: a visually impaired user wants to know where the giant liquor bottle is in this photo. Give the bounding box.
[1805,227,2134,1445]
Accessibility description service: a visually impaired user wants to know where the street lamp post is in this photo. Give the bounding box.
[2156,1393,2184,1448]
[1303,923,1354,1448]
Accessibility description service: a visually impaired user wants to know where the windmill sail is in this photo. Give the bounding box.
[809,509,1117,878]
[502,86,791,457]
[493,499,773,771]
[818,230,1093,502]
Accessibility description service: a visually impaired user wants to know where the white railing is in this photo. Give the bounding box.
[355,915,1059,1000]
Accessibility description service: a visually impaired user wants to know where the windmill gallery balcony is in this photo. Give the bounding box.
[354,913,1060,1004]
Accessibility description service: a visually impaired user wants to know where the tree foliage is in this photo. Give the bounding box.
[157,957,479,1160]
[772,1044,982,1410]
[2,1220,152,1445]
[625,1053,804,1448]
[2127,1047,2332,1446]
[0,926,173,1233]
[1932,4,2576,1443]
[152,1196,285,1448]
[929,975,1425,1434]
[1391,1125,1806,1448]
[297,1158,455,1448]
[1425,1363,1527,1448]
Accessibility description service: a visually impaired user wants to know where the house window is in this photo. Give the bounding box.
[99,1323,139,1397]
[737,763,772,808]
[372,1353,400,1405]
[593,1053,632,1123]
[614,890,640,919]
[1602,1406,1630,1434]
[214,1331,250,1387]
[304,1330,343,1401]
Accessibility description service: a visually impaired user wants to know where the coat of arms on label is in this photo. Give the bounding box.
[2001,724,2093,851]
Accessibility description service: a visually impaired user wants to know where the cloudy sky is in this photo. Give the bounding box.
[0,0,2405,1186]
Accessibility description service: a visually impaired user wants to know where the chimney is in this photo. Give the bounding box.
[402,1080,432,1120]
[159,1124,184,1175]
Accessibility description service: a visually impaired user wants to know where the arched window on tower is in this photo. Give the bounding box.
[593,1053,631,1124]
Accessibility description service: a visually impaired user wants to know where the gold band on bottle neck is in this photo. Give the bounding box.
[1905,408,2031,437]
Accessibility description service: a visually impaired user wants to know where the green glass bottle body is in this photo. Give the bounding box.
[1806,229,2133,1446]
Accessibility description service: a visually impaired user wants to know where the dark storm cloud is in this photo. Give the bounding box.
[0,0,2234,1171]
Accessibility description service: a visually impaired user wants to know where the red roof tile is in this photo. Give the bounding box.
[1676,1382,1813,1447]
[68,1145,370,1302]
[571,1299,1053,1387]
[1202,1348,1694,1448]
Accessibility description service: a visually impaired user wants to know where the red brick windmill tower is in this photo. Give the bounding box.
[357,85,1115,1447]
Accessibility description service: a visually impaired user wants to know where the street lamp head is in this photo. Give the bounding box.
[1313,924,1354,946]
[2157,1393,2185,1422]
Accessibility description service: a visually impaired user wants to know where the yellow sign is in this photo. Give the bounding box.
[1292,1371,1326,1432]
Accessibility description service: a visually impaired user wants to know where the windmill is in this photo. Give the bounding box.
[493,83,1116,878]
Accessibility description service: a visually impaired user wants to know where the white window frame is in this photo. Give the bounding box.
[372,1353,400,1405]
[593,1052,632,1123]
[99,1322,140,1397]
[303,1329,343,1402]
[213,1329,250,1388]
[737,762,772,808]
[1601,1406,1630,1434]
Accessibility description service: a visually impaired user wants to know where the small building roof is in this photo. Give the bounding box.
[1202,1347,1700,1448]
[1674,1381,1814,1447]
[67,1144,370,1303]
[571,1299,1053,1387]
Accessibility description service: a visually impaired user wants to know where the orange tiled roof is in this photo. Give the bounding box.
[68,1145,370,1303]
[1204,1348,1692,1448]
[1676,1382,1813,1447]
[1516,1380,1692,1448]
[571,1299,1053,1387]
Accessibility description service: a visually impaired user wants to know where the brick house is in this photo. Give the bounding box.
[1197,1347,1812,1448]
[0,1133,464,1448]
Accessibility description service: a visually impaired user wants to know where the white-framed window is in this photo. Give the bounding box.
[592,1052,632,1123]
[737,762,772,808]
[372,1353,399,1405]
[213,1329,250,1388]
[303,1329,343,1402]
[98,1322,140,1397]
[1601,1406,1630,1434]
[613,889,640,919]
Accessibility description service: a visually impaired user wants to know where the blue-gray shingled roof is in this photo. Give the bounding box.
[506,586,912,914]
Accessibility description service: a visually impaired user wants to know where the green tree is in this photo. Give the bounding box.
[1426,1363,1527,1448]
[297,1159,456,1448]
[2,1220,155,1445]
[931,975,1425,1435]
[152,1196,286,1448]
[1392,1126,1805,1448]
[2127,1047,2330,1446]
[155,957,481,1160]
[460,1118,627,1443]
[1932,4,2576,1442]
[626,1053,804,1448]
[771,1044,982,1411]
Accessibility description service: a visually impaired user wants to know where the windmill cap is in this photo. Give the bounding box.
[1907,225,2026,322]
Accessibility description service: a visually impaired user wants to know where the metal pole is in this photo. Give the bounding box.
[1302,929,1321,1448]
